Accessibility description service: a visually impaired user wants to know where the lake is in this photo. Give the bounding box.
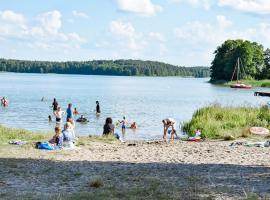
[0,73,269,140]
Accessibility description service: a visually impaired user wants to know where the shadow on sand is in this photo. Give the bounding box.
[0,158,270,199]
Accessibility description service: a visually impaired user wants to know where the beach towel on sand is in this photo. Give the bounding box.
[36,142,54,150]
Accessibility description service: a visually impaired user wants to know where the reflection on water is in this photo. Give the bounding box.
[0,72,269,140]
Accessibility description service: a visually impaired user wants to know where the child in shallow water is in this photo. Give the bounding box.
[119,117,128,133]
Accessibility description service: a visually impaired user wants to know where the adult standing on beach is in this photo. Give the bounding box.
[52,98,58,112]
[66,103,73,121]
[162,118,177,141]
[96,101,101,114]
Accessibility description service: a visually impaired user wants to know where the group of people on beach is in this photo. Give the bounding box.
[2,96,176,144]
[46,98,78,148]
[46,98,138,147]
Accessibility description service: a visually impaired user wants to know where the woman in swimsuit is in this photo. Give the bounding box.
[54,107,65,123]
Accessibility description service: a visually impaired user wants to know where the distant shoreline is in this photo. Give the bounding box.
[0,58,210,77]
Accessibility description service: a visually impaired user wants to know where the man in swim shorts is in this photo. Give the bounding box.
[52,98,58,112]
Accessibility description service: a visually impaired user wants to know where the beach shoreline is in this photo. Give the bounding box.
[1,138,270,199]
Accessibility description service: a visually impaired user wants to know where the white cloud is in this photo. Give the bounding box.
[38,10,62,35]
[110,20,146,50]
[216,15,233,29]
[0,10,26,26]
[174,14,270,65]
[115,0,162,16]
[174,15,234,45]
[168,0,214,10]
[72,10,89,19]
[0,10,28,37]
[218,0,270,15]
[149,32,165,41]
[0,10,86,52]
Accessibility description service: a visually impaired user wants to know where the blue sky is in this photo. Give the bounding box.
[0,0,270,66]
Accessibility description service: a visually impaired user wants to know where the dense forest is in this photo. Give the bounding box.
[0,59,210,77]
[210,39,270,82]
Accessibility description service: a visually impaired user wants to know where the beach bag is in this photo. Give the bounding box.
[36,142,54,150]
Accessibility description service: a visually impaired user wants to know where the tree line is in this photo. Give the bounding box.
[0,59,210,77]
[210,39,270,82]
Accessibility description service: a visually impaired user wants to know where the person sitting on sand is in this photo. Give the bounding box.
[1,97,8,107]
[73,107,79,115]
[76,115,89,123]
[103,117,115,136]
[130,122,138,129]
[162,118,177,141]
[49,126,63,148]
[62,122,76,148]
[67,117,76,137]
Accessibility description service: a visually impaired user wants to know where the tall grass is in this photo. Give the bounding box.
[0,125,49,143]
[212,79,270,88]
[182,105,270,139]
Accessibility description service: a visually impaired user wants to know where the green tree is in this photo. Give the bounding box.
[210,39,265,81]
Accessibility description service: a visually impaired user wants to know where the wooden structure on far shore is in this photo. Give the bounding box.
[254,91,270,97]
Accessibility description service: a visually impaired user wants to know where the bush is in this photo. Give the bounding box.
[89,176,104,188]
[182,105,268,139]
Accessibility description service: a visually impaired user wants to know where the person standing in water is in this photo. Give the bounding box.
[96,101,101,114]
[66,103,73,121]
[1,97,8,107]
[52,98,58,112]
[54,107,65,123]
[162,118,177,142]
[119,116,128,136]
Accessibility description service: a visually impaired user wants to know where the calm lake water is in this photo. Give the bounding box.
[0,73,269,140]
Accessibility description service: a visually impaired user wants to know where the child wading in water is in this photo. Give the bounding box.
[119,116,128,138]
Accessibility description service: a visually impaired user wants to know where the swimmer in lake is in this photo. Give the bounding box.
[73,107,79,115]
[130,122,138,129]
[48,115,52,122]
[1,97,8,107]
[76,115,89,123]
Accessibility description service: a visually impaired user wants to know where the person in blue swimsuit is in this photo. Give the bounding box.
[66,103,73,122]
[119,116,128,136]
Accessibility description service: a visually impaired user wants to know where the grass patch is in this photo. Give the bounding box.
[211,79,270,88]
[0,125,50,143]
[182,105,270,139]
[89,176,104,188]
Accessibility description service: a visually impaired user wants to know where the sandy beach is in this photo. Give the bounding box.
[1,138,270,199]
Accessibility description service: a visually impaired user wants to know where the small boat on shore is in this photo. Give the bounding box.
[230,57,252,89]
[230,82,252,89]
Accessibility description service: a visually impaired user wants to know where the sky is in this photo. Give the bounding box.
[0,0,270,66]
